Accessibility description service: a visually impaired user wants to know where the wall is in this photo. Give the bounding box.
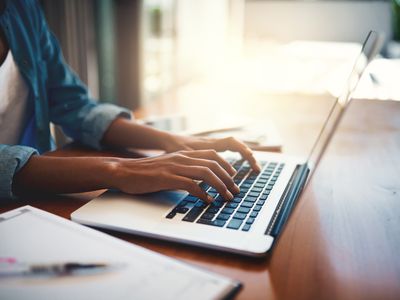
[244,0,392,44]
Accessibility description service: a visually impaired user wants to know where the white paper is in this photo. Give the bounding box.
[0,206,239,300]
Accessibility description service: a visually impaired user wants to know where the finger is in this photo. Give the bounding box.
[167,175,213,203]
[173,153,239,193]
[173,165,234,201]
[180,149,236,176]
[213,137,261,172]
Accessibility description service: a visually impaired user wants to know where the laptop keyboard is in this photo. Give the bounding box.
[166,159,285,232]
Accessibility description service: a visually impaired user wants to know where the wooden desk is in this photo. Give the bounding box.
[1,99,400,300]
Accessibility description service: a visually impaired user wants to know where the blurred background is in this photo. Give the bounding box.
[39,0,400,119]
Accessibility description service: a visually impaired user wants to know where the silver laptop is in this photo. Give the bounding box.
[72,32,382,257]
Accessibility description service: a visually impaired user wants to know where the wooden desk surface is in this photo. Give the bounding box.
[1,99,399,300]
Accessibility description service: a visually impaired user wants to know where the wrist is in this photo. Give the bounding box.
[159,131,181,151]
[98,157,124,190]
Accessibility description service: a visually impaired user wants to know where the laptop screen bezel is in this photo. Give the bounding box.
[305,30,384,174]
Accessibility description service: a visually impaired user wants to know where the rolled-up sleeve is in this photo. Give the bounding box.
[0,145,38,199]
[81,103,131,150]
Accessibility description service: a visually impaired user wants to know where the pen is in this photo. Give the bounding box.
[0,261,123,278]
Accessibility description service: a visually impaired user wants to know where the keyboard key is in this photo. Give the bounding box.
[199,182,210,190]
[233,212,247,220]
[227,219,243,230]
[176,207,189,214]
[211,200,224,208]
[242,224,251,231]
[231,197,242,204]
[236,170,246,175]
[216,213,231,221]
[242,179,254,185]
[195,201,207,208]
[233,161,243,170]
[166,211,176,219]
[253,205,262,212]
[257,200,266,206]
[212,219,226,227]
[246,217,255,224]
[236,192,246,198]
[244,196,257,202]
[248,192,260,197]
[250,211,258,218]
[184,196,198,203]
[197,219,213,225]
[208,191,218,197]
[254,183,264,188]
[225,202,238,209]
[177,200,187,207]
[205,207,220,214]
[252,187,263,192]
[183,207,203,222]
[221,208,235,215]
[234,178,243,185]
[215,195,224,201]
[260,194,268,200]
[241,183,252,188]
[201,212,215,220]
[241,201,254,208]
[237,207,250,214]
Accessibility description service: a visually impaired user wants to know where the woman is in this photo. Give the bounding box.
[0,0,259,202]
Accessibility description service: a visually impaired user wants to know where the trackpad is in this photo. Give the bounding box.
[72,190,187,230]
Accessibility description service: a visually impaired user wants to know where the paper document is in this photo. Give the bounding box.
[0,206,240,300]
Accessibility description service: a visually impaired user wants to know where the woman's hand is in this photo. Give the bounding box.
[13,150,237,202]
[102,118,260,172]
[164,135,261,172]
[110,150,241,203]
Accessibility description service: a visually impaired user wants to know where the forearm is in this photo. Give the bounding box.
[12,155,119,195]
[101,118,175,150]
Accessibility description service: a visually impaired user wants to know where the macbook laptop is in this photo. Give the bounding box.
[72,31,383,257]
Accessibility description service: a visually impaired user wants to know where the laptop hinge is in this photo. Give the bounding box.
[265,163,309,237]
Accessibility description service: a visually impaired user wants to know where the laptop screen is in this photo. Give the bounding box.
[306,31,384,172]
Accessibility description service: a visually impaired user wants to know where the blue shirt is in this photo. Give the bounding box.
[0,0,131,198]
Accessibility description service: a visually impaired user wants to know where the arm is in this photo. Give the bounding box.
[102,118,261,171]
[12,150,239,203]
[12,119,258,201]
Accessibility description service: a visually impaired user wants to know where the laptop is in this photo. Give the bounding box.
[72,31,383,257]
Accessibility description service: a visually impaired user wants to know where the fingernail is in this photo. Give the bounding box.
[207,195,214,203]
[230,167,237,175]
[233,184,240,194]
[226,191,234,201]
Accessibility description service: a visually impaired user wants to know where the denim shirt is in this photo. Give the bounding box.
[0,0,131,198]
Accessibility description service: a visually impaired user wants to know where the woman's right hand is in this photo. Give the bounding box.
[109,150,240,203]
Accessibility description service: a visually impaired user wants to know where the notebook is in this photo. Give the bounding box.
[0,206,241,300]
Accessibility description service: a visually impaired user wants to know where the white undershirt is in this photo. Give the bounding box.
[0,50,29,145]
